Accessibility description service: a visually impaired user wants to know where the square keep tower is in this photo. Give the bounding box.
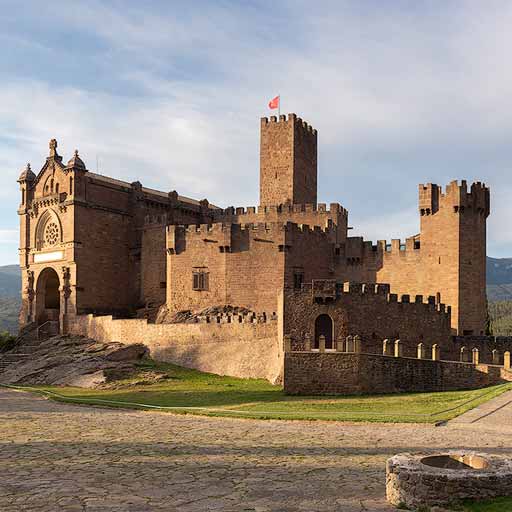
[259,114,317,207]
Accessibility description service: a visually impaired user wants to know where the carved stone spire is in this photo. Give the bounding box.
[49,139,59,158]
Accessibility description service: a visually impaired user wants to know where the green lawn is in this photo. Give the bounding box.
[464,497,512,511]
[12,359,512,422]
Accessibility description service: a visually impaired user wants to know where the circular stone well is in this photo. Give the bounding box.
[386,452,512,508]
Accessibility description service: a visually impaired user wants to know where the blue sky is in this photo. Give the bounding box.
[1,0,512,265]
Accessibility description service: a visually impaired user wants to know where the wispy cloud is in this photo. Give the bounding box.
[0,0,511,265]
[0,230,18,244]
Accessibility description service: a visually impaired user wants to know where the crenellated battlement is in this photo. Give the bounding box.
[337,235,421,264]
[214,202,347,219]
[419,180,490,217]
[260,113,317,135]
[169,220,334,240]
[179,310,278,324]
[297,280,451,319]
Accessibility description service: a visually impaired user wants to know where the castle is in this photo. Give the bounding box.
[19,114,510,393]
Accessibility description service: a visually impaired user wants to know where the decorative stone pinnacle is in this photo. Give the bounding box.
[74,149,79,157]
[49,139,58,157]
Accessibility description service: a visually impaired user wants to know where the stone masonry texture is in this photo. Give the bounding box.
[17,115,504,390]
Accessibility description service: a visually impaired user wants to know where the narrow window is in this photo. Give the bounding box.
[22,189,25,204]
[293,272,304,290]
[69,176,74,194]
[56,183,59,194]
[50,179,54,193]
[192,271,209,291]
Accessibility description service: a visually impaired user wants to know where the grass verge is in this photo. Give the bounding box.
[11,359,512,422]
[463,496,512,511]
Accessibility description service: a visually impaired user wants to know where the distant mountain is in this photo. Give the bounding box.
[0,297,20,334]
[0,265,20,334]
[0,265,21,297]
[487,257,512,302]
[487,257,512,284]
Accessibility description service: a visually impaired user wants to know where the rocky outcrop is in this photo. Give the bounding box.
[0,335,148,388]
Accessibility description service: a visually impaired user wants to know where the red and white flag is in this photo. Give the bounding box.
[268,95,280,110]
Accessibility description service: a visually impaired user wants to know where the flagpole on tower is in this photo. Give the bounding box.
[278,94,280,118]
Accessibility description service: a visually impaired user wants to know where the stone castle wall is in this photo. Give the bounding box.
[449,335,512,364]
[283,283,452,357]
[166,222,342,315]
[68,313,282,383]
[284,352,512,395]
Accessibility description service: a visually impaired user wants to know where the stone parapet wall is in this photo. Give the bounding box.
[69,313,282,383]
[284,352,512,395]
[448,335,512,364]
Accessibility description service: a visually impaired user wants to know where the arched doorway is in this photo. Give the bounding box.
[314,314,333,349]
[35,268,60,325]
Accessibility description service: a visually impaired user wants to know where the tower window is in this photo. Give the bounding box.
[192,271,209,291]
[293,272,304,290]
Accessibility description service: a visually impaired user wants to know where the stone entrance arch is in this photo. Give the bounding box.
[35,267,60,325]
[314,314,334,349]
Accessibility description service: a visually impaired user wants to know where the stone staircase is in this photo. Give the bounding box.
[0,320,60,374]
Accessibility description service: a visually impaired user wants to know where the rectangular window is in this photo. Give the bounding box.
[293,272,304,290]
[192,271,209,291]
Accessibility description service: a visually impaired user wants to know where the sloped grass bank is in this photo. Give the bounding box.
[19,359,512,422]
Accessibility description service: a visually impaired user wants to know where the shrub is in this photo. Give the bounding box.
[0,331,16,353]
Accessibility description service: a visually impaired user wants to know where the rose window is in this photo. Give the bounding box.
[44,222,59,246]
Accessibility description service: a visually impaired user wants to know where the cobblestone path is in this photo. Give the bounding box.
[1,388,512,512]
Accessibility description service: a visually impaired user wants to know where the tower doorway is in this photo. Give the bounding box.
[314,314,333,349]
[35,268,60,325]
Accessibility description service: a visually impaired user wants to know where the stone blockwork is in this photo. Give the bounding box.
[17,112,491,389]
[449,335,512,365]
[386,452,512,508]
[17,140,219,334]
[69,312,282,383]
[284,352,512,395]
[283,283,452,358]
[259,114,317,207]
[167,222,339,315]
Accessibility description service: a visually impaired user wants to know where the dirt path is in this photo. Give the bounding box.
[1,388,511,511]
